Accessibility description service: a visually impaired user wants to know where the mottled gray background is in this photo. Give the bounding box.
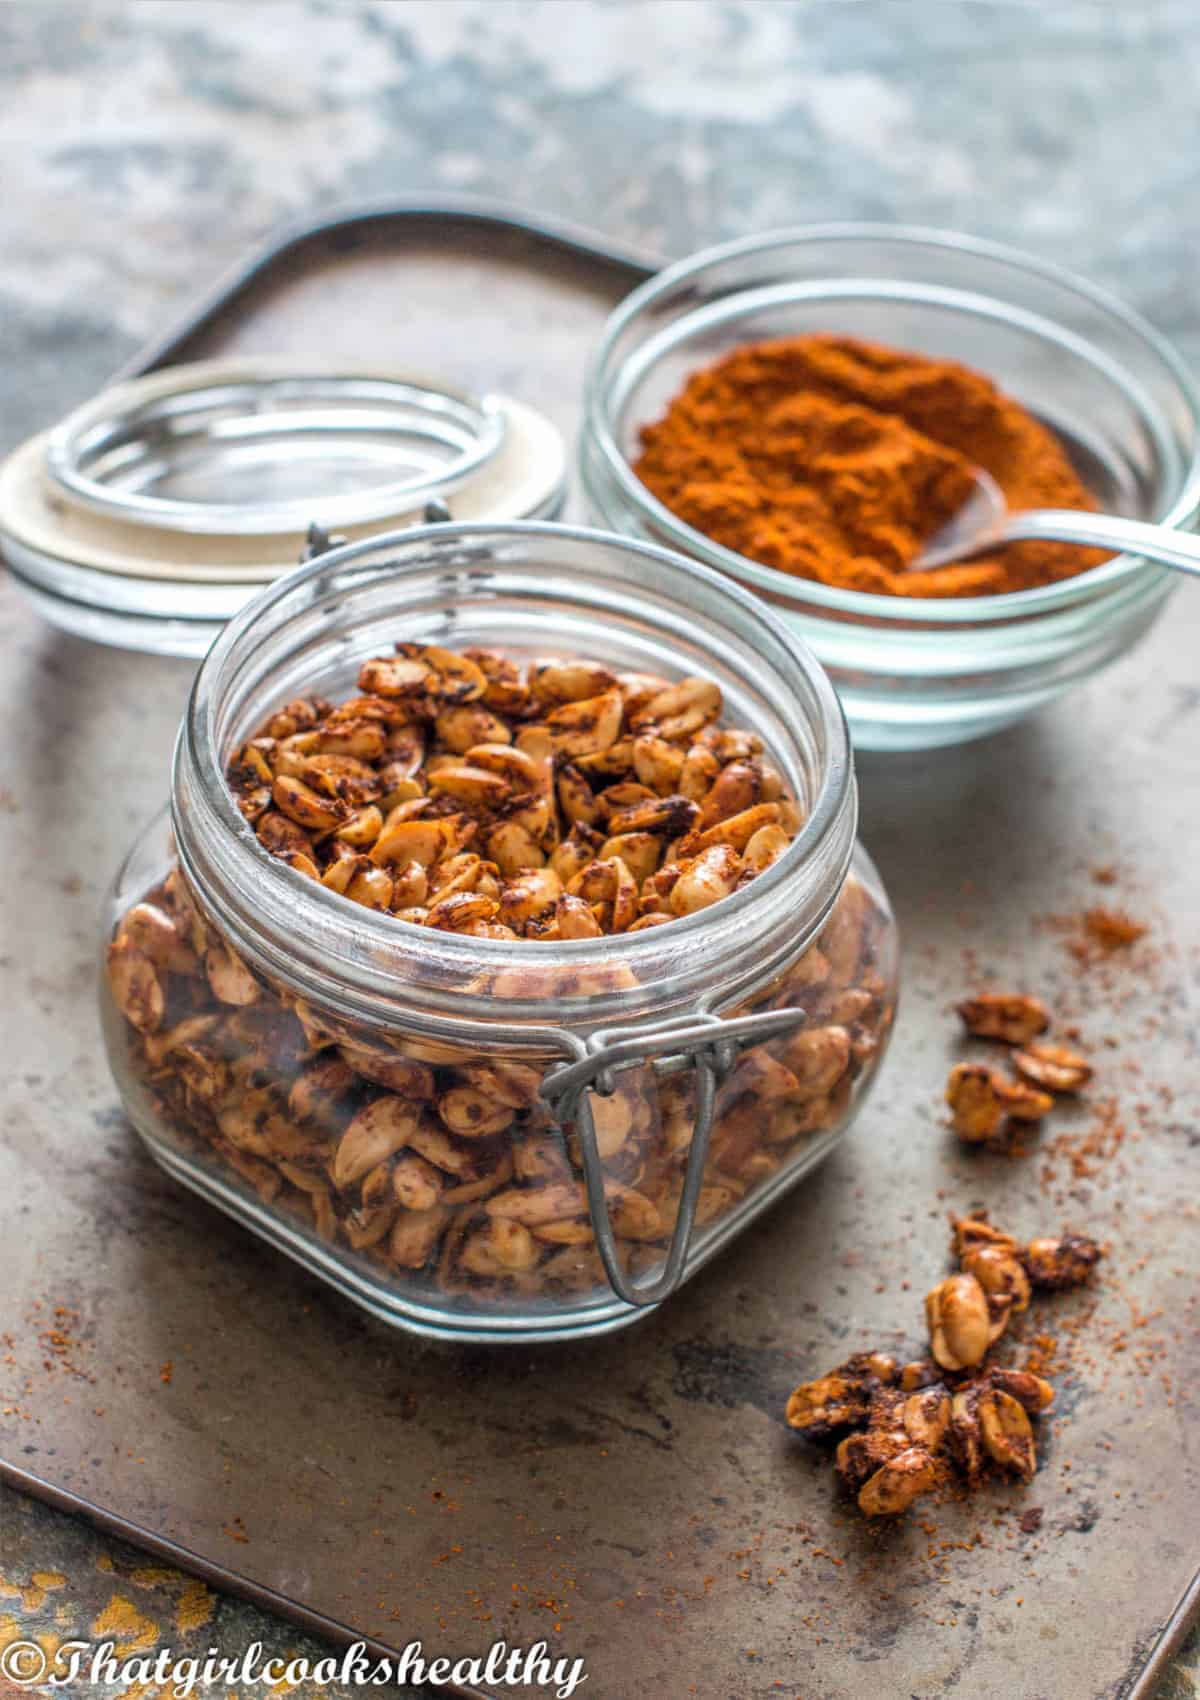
[1,2,1197,1695]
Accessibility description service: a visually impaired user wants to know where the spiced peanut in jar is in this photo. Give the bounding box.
[100,525,898,1341]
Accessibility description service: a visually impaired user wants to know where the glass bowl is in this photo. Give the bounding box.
[580,225,1200,750]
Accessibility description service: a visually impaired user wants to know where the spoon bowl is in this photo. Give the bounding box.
[915,469,1007,569]
[913,467,1200,578]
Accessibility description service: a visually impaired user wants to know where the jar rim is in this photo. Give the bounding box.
[583,220,1200,621]
[176,520,858,1031]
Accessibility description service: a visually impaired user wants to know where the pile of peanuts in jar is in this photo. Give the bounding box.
[105,643,894,1302]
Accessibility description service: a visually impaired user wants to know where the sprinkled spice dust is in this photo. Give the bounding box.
[1039,1095,1128,1190]
[35,1304,94,1384]
[1041,904,1152,970]
[1081,908,1149,954]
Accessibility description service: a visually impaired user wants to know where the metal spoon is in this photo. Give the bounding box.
[914,468,1200,577]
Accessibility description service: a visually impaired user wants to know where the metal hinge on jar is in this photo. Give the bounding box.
[540,1004,807,1308]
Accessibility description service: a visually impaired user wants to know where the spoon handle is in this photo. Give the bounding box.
[1000,509,1200,579]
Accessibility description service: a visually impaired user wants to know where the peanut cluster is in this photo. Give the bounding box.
[787,1214,1101,1516]
[105,647,896,1309]
[227,644,805,939]
[949,994,1093,1145]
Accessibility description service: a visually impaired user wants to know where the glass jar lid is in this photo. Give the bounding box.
[44,368,509,534]
[0,357,567,656]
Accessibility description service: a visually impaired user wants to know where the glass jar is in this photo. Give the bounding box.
[100,522,898,1343]
[580,225,1200,751]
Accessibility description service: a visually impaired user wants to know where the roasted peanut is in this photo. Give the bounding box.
[992,1075,1054,1121]
[555,894,603,939]
[786,1352,898,1436]
[553,765,599,830]
[669,844,741,915]
[435,704,512,753]
[498,868,562,926]
[486,1182,586,1226]
[530,659,618,706]
[204,944,260,1007]
[390,1206,451,1269]
[466,743,545,794]
[978,1389,1037,1481]
[459,1218,539,1275]
[632,676,721,740]
[957,993,1050,1044]
[741,822,791,875]
[950,1213,1019,1259]
[1023,1232,1102,1289]
[606,794,698,838]
[546,689,624,758]
[945,1062,1005,1142]
[272,774,349,833]
[428,764,510,810]
[358,656,431,698]
[685,802,783,855]
[779,1026,851,1098]
[437,1085,515,1138]
[107,943,164,1032]
[413,646,488,704]
[857,1448,940,1517]
[370,817,446,868]
[346,866,394,910]
[990,1367,1055,1414]
[337,1043,434,1100]
[926,1273,991,1371]
[288,1056,358,1129]
[334,805,384,849]
[632,733,685,793]
[301,753,381,804]
[115,902,196,975]
[1012,1041,1093,1093]
[331,1097,419,1189]
[599,831,661,885]
[487,820,546,876]
[466,648,533,717]
[391,1153,444,1212]
[257,810,314,859]
[962,1245,1032,1317]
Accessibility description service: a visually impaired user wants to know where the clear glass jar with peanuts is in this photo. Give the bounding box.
[101,523,898,1342]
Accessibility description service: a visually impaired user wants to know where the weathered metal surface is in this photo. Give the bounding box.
[1,213,1198,1700]
[0,1473,448,1700]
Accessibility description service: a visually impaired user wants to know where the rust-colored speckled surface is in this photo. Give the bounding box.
[2,229,1198,1700]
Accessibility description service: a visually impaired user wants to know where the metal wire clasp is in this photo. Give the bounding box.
[539,1005,808,1308]
[302,501,451,563]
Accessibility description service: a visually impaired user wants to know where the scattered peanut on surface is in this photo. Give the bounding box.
[956,994,1050,1045]
[948,993,1092,1149]
[787,1212,1101,1516]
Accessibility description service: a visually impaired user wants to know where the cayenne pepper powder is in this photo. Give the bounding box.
[634,334,1104,597]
